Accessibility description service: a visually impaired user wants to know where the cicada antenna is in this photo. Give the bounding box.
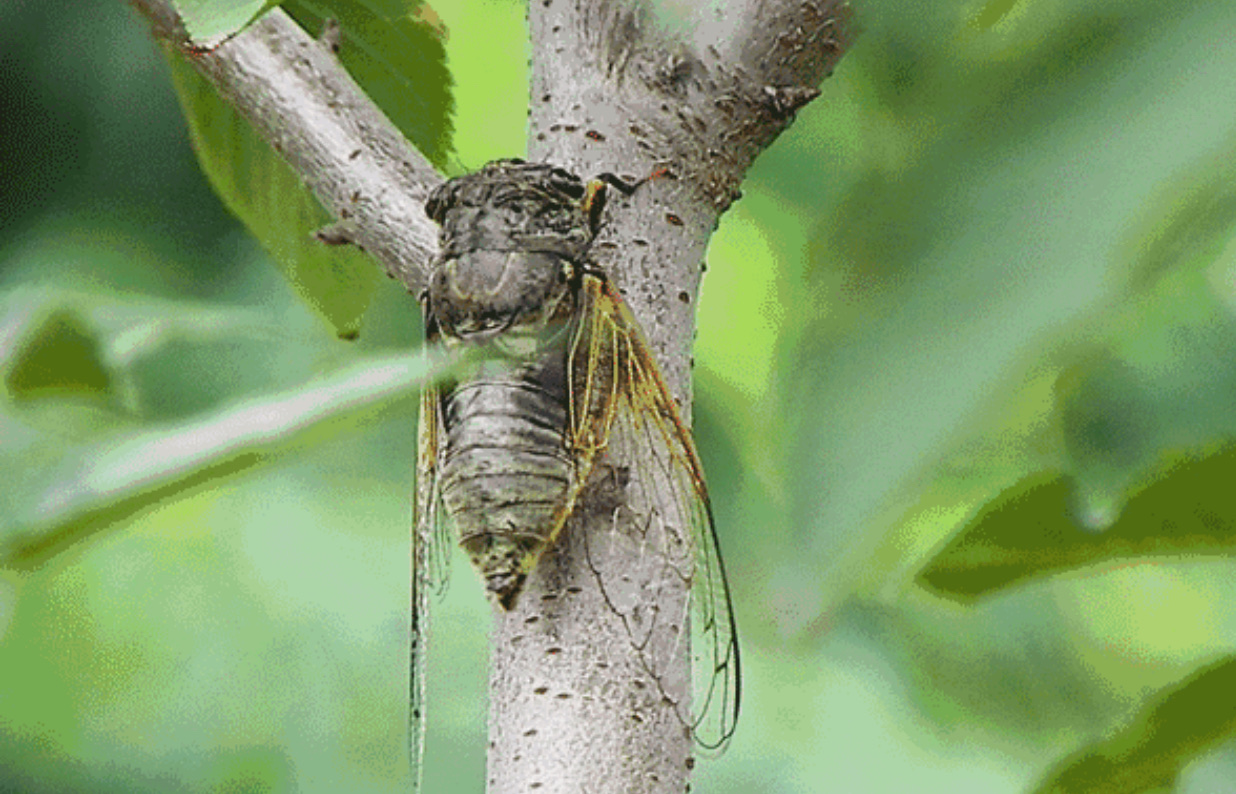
[583,166,678,235]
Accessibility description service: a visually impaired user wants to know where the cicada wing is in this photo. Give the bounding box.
[569,274,741,752]
[411,332,455,792]
[418,383,455,598]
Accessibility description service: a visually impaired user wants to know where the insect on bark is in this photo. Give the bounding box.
[411,159,739,785]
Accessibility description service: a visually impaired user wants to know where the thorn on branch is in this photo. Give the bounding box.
[314,219,361,248]
[763,85,821,118]
[320,18,342,54]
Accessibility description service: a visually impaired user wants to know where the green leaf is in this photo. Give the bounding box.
[1031,655,1236,794]
[0,350,434,569]
[281,0,454,168]
[174,0,274,48]
[115,312,350,421]
[1060,191,1236,526]
[917,450,1236,601]
[3,306,112,401]
[163,49,381,338]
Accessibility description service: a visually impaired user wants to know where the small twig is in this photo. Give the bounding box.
[319,17,342,53]
[314,220,362,248]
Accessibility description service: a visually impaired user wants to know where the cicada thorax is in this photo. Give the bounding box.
[425,160,598,608]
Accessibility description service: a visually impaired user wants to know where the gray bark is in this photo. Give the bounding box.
[129,1,853,791]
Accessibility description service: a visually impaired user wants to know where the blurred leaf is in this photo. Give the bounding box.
[917,136,1236,601]
[3,306,112,401]
[887,368,1061,563]
[0,416,418,793]
[970,0,1023,31]
[174,0,273,48]
[778,0,1236,615]
[917,450,1236,601]
[211,747,295,793]
[1031,655,1236,794]
[1126,149,1236,292]
[0,350,433,569]
[282,0,454,168]
[1,284,346,417]
[841,597,1122,743]
[114,312,352,421]
[1060,149,1236,523]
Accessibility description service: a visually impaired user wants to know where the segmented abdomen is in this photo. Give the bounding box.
[438,345,573,604]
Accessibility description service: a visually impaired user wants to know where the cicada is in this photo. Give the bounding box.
[411,159,739,780]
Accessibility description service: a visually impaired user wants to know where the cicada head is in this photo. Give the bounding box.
[425,160,594,344]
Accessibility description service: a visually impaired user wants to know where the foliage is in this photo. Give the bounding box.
[3,0,1236,792]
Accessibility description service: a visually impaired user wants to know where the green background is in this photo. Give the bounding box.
[5,0,1236,792]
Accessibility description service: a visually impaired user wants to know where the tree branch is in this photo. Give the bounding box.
[490,2,853,793]
[129,0,442,294]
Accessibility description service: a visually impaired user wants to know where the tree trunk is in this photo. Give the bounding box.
[492,5,850,789]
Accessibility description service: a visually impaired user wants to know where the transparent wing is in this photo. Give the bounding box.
[411,332,454,792]
[568,273,741,751]
[418,382,455,597]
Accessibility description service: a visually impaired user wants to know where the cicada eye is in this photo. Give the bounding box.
[548,167,586,200]
[425,183,453,224]
[499,201,530,224]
